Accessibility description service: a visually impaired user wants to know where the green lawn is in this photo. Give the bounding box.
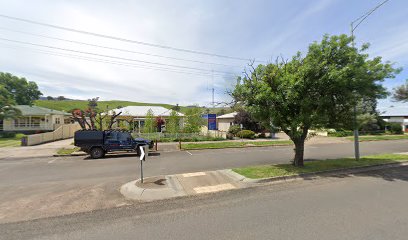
[181,140,293,150]
[346,135,408,141]
[0,134,25,148]
[56,147,80,155]
[233,154,408,179]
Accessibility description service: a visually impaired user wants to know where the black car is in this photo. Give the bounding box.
[74,130,153,159]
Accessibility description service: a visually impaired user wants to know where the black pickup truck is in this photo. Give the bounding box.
[74,130,153,159]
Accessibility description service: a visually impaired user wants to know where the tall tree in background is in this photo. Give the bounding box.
[393,80,408,102]
[0,72,42,105]
[143,109,156,133]
[0,85,20,120]
[184,107,205,133]
[233,34,399,167]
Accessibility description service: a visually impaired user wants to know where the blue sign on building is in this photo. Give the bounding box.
[207,114,217,130]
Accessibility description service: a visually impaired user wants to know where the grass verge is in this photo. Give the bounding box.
[0,134,25,148]
[57,147,80,155]
[233,154,408,179]
[345,135,408,141]
[181,140,293,150]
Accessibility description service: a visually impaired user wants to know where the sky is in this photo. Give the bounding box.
[0,0,407,107]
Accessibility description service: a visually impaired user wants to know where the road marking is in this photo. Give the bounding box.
[193,183,236,194]
[182,172,206,177]
[47,158,57,164]
[185,151,193,156]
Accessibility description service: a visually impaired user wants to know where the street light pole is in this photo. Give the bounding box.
[350,0,390,161]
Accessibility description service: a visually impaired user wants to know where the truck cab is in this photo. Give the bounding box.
[74,130,153,159]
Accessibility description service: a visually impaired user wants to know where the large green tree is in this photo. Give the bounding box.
[0,72,42,105]
[233,34,399,167]
[0,85,20,120]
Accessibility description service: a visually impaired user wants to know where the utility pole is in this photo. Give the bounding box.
[211,69,215,110]
[350,0,390,161]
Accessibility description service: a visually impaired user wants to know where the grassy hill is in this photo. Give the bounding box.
[34,100,231,114]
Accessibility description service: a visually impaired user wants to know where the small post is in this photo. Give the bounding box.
[140,158,143,183]
[155,139,158,151]
[179,138,181,150]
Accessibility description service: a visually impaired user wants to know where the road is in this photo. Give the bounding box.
[0,140,408,223]
[2,165,408,240]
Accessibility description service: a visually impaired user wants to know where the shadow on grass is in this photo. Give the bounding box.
[235,154,408,183]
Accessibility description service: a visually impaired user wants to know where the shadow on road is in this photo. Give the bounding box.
[83,151,161,160]
[296,165,408,183]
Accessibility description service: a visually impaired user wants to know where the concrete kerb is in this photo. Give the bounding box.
[226,161,408,184]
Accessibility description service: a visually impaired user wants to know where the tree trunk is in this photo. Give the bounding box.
[293,139,305,167]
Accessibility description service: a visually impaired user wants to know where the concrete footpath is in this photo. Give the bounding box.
[120,161,408,201]
[0,138,75,160]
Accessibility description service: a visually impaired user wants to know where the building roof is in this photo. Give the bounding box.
[379,105,408,117]
[15,105,71,116]
[217,112,237,119]
[110,106,184,117]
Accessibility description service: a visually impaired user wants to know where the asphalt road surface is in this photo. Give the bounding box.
[2,165,408,240]
[1,140,408,223]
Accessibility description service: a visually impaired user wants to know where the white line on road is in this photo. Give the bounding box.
[47,158,57,164]
[185,151,193,155]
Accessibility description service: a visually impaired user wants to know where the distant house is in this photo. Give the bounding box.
[379,105,408,132]
[109,106,184,132]
[0,105,71,132]
[216,112,237,132]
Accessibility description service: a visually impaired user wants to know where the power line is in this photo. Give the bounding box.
[0,27,243,68]
[0,42,237,78]
[0,14,266,63]
[0,37,237,75]
[351,0,390,32]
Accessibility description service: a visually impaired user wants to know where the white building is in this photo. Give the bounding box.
[0,105,71,133]
[379,105,408,132]
[216,112,237,132]
[109,106,184,132]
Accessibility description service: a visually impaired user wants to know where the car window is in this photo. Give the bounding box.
[118,132,131,141]
[106,132,118,140]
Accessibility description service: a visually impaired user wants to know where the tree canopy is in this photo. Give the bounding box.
[392,80,408,102]
[183,107,205,133]
[0,72,42,105]
[233,34,399,167]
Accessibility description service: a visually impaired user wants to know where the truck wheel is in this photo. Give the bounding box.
[90,147,105,159]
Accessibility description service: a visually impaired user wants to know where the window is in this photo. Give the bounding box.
[55,118,61,124]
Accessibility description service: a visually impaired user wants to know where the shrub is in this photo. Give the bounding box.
[257,132,266,138]
[226,133,234,140]
[387,123,403,135]
[0,132,16,138]
[228,125,241,136]
[328,129,354,137]
[237,130,255,139]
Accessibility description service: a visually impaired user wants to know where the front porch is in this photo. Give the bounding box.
[2,116,55,132]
